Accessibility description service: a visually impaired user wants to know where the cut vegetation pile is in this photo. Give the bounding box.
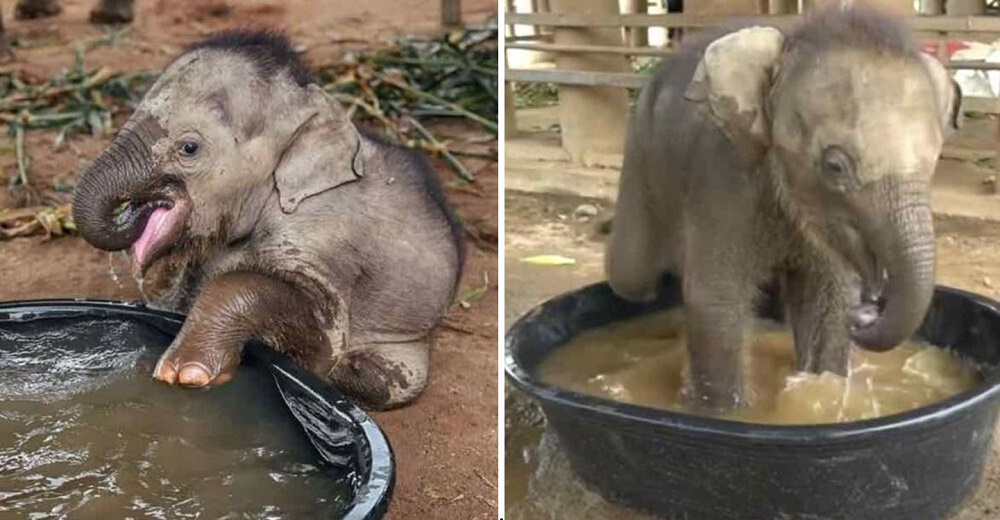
[1,20,498,240]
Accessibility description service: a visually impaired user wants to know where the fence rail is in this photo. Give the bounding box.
[505,12,1000,115]
[506,12,1000,32]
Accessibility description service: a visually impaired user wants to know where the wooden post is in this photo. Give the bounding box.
[805,0,914,15]
[626,0,649,48]
[995,117,1000,194]
[505,82,519,140]
[946,0,984,14]
[919,0,944,14]
[549,0,631,165]
[685,0,761,16]
[768,0,798,13]
[685,0,760,42]
[442,0,461,28]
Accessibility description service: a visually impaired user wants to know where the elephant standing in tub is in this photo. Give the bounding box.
[71,30,464,410]
[605,6,963,411]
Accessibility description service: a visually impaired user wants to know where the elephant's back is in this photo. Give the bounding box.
[633,27,746,201]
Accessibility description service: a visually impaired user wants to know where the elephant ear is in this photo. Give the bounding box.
[274,85,364,213]
[684,26,784,161]
[918,53,963,133]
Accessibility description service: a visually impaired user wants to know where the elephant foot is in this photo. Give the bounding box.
[152,338,241,387]
[89,8,133,25]
[15,0,62,20]
[327,339,429,410]
[680,377,747,414]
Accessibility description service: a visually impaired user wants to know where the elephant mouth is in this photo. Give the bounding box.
[120,196,191,276]
[840,239,889,335]
[848,268,888,334]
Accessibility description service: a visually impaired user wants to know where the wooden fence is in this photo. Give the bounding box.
[504,11,1000,168]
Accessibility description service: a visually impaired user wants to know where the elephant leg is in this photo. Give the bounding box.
[89,0,134,24]
[14,0,61,19]
[782,263,854,375]
[681,248,757,411]
[606,137,662,302]
[326,337,430,411]
[153,270,331,387]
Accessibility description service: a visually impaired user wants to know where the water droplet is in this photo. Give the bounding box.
[134,271,149,304]
[108,253,122,287]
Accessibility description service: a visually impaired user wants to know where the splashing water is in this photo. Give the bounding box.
[837,360,854,422]
[537,309,982,425]
[107,252,123,287]
[134,271,149,304]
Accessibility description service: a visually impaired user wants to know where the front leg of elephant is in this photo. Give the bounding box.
[782,263,855,375]
[682,242,758,412]
[153,270,332,386]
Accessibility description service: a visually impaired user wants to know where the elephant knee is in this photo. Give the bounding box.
[327,341,429,410]
[606,251,658,302]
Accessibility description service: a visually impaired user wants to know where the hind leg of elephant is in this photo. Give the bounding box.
[89,0,134,24]
[606,140,662,302]
[326,337,430,411]
[15,0,61,19]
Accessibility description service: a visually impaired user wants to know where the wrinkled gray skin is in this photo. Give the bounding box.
[71,45,462,410]
[606,10,962,412]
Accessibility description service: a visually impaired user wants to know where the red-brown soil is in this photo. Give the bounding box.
[0,1,498,518]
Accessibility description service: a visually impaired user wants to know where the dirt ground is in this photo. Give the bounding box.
[0,1,498,519]
[504,180,1000,519]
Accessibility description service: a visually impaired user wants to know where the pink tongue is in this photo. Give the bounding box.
[132,207,172,270]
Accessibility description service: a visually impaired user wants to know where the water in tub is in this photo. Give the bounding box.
[536,309,981,425]
[0,317,352,518]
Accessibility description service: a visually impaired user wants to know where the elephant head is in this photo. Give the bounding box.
[72,31,364,276]
[684,11,962,352]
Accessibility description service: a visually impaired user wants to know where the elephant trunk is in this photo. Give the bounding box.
[850,181,935,351]
[72,123,161,251]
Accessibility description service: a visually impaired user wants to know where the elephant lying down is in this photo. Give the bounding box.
[72,30,464,410]
[606,6,962,411]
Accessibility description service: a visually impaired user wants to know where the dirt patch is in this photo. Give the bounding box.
[504,188,1000,520]
[0,2,498,519]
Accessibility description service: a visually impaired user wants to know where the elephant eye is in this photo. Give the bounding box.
[179,141,200,157]
[821,146,854,181]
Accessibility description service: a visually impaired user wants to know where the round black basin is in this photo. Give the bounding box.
[0,299,394,520]
[506,275,1000,520]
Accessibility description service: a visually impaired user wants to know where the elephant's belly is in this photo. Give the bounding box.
[536,309,981,424]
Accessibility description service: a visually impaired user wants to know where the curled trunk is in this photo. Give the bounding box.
[850,181,936,351]
[72,124,159,251]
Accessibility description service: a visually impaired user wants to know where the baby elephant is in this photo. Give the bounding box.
[606,6,962,411]
[72,31,464,410]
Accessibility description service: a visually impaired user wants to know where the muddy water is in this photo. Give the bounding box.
[506,310,984,520]
[0,318,351,519]
[538,311,980,424]
[537,310,980,424]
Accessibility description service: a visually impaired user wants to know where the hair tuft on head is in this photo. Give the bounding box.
[186,28,313,86]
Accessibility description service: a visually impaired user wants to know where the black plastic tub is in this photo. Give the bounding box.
[0,299,394,520]
[505,275,1000,520]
